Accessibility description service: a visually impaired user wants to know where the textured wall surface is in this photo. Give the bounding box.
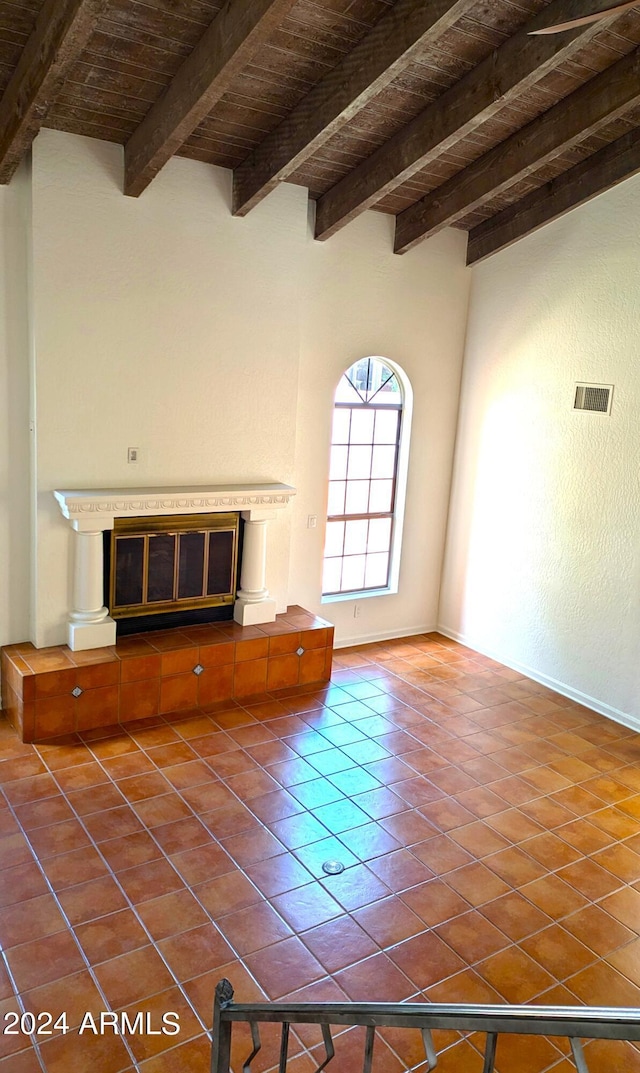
[31,132,302,647]
[0,159,31,648]
[439,175,640,725]
[292,207,470,647]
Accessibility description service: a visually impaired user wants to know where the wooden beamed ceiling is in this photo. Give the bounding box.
[0,0,110,183]
[230,0,475,216]
[124,0,300,197]
[2,0,640,260]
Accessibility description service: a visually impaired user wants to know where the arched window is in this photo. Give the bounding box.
[322,356,412,599]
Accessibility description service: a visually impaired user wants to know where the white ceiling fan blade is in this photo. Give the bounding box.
[530,0,640,33]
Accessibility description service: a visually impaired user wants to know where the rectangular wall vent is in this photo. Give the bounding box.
[574,383,613,414]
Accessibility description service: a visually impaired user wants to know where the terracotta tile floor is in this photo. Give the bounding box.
[1,633,640,1071]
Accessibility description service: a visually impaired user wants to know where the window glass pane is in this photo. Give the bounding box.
[342,554,366,591]
[372,444,397,479]
[322,557,342,594]
[369,479,393,513]
[332,408,351,443]
[347,445,372,480]
[330,445,348,481]
[368,517,392,553]
[350,359,399,402]
[374,409,399,444]
[344,519,368,555]
[371,369,401,405]
[328,481,346,516]
[335,377,363,405]
[350,408,375,444]
[365,552,389,588]
[345,480,369,514]
[324,521,345,558]
[346,358,372,400]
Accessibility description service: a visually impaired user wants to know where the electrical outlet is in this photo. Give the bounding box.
[127,447,140,464]
[307,515,317,529]
[353,604,361,618]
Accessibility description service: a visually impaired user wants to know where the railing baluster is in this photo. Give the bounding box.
[362,1025,375,1073]
[570,1038,591,1073]
[316,1023,335,1071]
[242,1021,262,1072]
[278,1023,290,1072]
[421,1027,437,1070]
[210,1020,232,1073]
[211,978,234,1073]
[483,1031,498,1073]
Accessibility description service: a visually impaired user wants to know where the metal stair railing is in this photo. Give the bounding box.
[211,978,640,1073]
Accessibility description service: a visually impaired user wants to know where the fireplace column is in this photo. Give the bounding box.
[54,484,295,649]
[234,510,277,626]
[68,520,117,651]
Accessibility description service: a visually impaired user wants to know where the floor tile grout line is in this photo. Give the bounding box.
[0,786,142,1070]
[24,695,640,987]
[39,708,410,1042]
[4,754,561,1063]
[4,632,640,1071]
[39,767,298,1044]
[32,760,250,1049]
[22,726,640,922]
[0,933,48,1071]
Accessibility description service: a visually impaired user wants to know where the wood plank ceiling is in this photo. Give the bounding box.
[2,0,640,261]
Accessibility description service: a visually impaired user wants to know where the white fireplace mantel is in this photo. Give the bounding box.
[53,483,296,650]
[54,483,296,529]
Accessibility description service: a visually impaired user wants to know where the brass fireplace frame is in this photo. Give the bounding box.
[109,512,239,620]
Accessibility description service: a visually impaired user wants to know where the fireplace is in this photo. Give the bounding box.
[106,513,240,634]
[54,483,296,650]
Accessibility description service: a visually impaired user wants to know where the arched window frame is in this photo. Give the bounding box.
[321,356,413,603]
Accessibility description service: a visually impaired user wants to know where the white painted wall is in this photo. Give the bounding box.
[30,132,303,647]
[439,176,640,726]
[292,207,470,645]
[8,130,470,648]
[0,158,31,647]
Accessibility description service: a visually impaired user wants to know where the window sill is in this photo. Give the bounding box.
[321,586,396,605]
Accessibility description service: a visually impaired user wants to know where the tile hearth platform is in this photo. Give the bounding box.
[1,608,333,743]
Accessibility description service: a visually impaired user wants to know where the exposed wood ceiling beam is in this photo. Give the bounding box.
[124,0,298,198]
[0,0,108,184]
[232,0,475,217]
[314,0,620,241]
[395,45,640,253]
[466,126,640,263]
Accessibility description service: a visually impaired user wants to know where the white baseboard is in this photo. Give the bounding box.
[334,623,436,650]
[437,624,640,735]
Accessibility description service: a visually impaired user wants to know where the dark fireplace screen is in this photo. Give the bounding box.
[108,513,239,620]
